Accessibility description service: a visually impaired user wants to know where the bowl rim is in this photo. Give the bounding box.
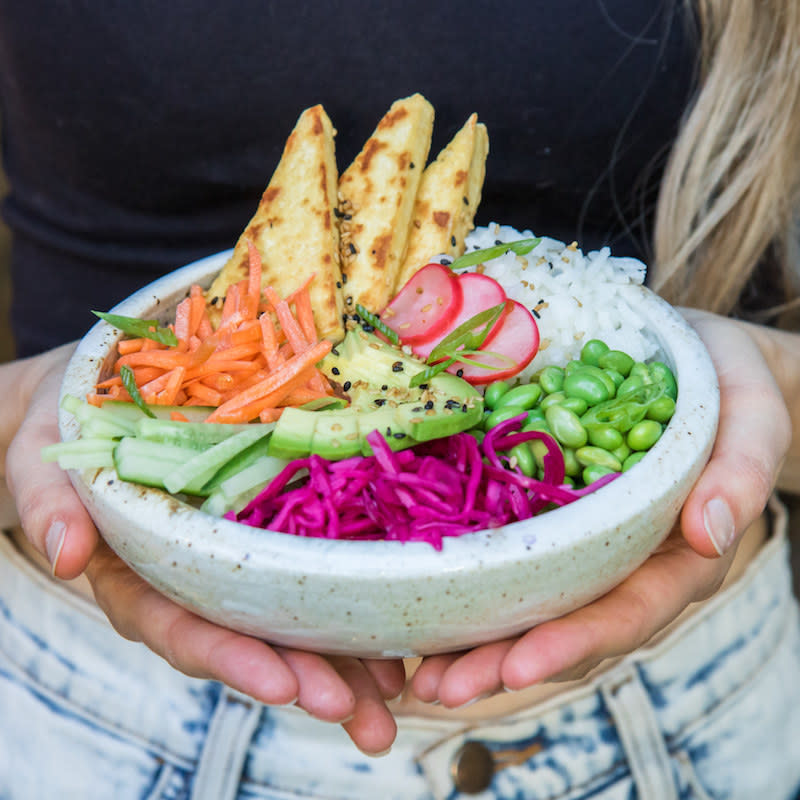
[60,249,721,580]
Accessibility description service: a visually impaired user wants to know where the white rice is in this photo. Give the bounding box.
[458,223,659,382]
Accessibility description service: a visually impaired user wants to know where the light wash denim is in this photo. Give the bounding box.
[2,501,800,800]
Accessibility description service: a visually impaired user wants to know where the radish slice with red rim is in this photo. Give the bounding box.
[412,272,507,360]
[379,263,462,345]
[447,299,540,383]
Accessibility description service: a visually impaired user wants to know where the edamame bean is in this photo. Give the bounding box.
[545,405,588,448]
[629,362,652,383]
[575,446,623,472]
[522,418,551,434]
[582,464,616,485]
[573,365,616,397]
[627,419,663,450]
[611,442,632,463]
[560,396,589,416]
[564,371,611,405]
[598,349,634,376]
[494,382,542,411]
[564,359,585,377]
[484,380,511,410]
[580,339,610,366]
[649,361,678,400]
[587,424,624,451]
[617,374,644,397]
[485,406,528,431]
[603,367,625,389]
[540,391,567,410]
[646,395,676,423]
[537,366,564,394]
[525,407,546,423]
[510,443,536,477]
[622,451,647,471]
[562,447,580,477]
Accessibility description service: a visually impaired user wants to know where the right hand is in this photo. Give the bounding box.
[4,344,405,755]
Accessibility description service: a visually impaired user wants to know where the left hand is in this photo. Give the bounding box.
[410,310,791,705]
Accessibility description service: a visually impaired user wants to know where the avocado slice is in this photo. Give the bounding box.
[310,411,362,460]
[269,325,484,461]
[267,407,316,460]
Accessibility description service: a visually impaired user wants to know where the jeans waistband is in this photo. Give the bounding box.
[0,499,795,799]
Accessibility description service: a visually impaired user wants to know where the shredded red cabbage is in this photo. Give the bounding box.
[226,413,619,549]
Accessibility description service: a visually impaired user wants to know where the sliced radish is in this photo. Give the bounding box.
[379,263,462,345]
[447,299,540,384]
[411,272,507,360]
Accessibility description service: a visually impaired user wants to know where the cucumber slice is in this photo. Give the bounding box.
[163,427,273,495]
[41,438,116,470]
[113,438,200,491]
[135,417,273,449]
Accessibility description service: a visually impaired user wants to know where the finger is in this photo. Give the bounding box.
[273,648,355,723]
[501,533,733,689]
[680,313,790,557]
[329,657,398,756]
[409,653,461,702]
[426,640,515,708]
[7,360,100,579]
[360,658,407,700]
[85,543,299,705]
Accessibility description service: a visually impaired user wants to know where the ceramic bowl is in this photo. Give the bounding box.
[59,250,719,658]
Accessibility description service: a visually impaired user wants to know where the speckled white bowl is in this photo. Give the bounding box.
[59,250,719,658]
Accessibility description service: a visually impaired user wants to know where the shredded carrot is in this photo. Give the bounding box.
[94,255,336,423]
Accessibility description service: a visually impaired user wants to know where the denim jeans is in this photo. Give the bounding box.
[2,502,800,800]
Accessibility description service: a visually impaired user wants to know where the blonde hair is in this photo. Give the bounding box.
[650,0,800,315]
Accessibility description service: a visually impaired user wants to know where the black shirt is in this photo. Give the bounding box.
[0,0,695,355]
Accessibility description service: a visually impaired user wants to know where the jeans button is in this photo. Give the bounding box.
[450,740,495,794]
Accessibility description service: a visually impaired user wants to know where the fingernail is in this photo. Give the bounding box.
[365,747,392,758]
[45,520,67,574]
[704,497,736,555]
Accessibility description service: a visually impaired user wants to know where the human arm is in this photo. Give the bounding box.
[410,311,795,704]
[1,345,404,754]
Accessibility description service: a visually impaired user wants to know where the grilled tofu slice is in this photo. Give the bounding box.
[395,114,489,291]
[338,93,434,313]
[205,104,345,341]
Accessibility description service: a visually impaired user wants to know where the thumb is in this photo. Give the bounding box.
[679,312,790,558]
[7,348,100,578]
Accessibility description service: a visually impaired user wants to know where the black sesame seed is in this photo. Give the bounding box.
[381,384,388,391]
[424,400,434,410]
[463,196,469,205]
[495,239,503,245]
[456,369,464,377]
[342,274,348,284]
[348,243,357,255]
[419,383,429,390]
[362,324,375,333]
[333,207,343,218]
[331,367,340,375]
[532,308,541,319]
[393,432,407,439]
[336,281,342,289]
[375,398,387,407]
[331,347,340,356]
[346,295,353,304]
[439,257,452,266]
[343,213,352,220]
[392,361,404,372]
[412,406,423,412]
[451,235,457,247]
[410,162,415,169]
[461,403,468,413]
[343,381,352,392]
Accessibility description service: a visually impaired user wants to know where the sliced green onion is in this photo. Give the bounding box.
[427,303,506,363]
[92,311,179,347]
[449,237,541,271]
[354,304,400,345]
[409,357,457,388]
[119,365,156,418]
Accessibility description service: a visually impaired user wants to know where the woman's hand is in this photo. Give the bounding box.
[4,345,405,755]
[411,311,792,706]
